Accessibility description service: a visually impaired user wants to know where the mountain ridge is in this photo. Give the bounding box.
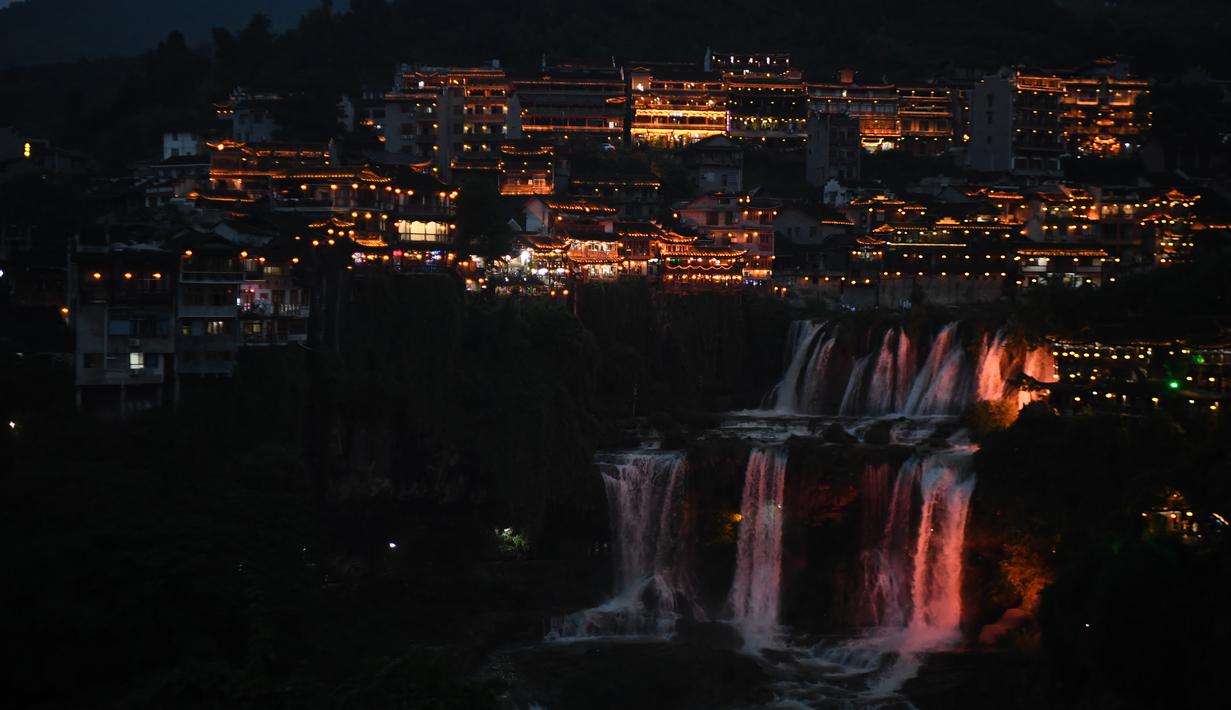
[0,0,336,68]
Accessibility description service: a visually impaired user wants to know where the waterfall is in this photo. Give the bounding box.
[859,447,976,641]
[769,319,1052,417]
[974,331,1009,402]
[893,329,916,413]
[838,355,873,416]
[766,321,822,411]
[548,451,695,639]
[864,329,900,415]
[808,447,976,700]
[902,322,971,415]
[729,447,788,649]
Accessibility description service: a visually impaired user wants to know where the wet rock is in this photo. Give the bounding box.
[822,423,857,444]
[863,419,894,445]
[977,608,1032,647]
[673,618,744,650]
[496,640,772,710]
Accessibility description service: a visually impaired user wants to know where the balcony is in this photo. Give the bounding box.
[179,304,239,318]
[240,302,311,318]
[181,270,244,283]
[77,366,166,387]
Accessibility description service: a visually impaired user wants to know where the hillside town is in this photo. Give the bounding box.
[3,50,1230,415]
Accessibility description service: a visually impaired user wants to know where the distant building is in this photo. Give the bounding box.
[675,193,777,281]
[174,234,243,379]
[709,50,806,145]
[682,135,744,193]
[627,62,727,147]
[966,70,1065,175]
[568,169,662,220]
[223,90,282,144]
[807,71,900,152]
[498,140,558,196]
[898,86,956,156]
[70,244,179,415]
[1059,60,1151,157]
[508,61,626,145]
[805,112,860,186]
[162,131,204,160]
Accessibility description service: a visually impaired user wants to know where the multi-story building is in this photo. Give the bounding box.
[708,50,805,145]
[174,235,243,379]
[898,86,956,156]
[628,62,727,146]
[808,71,900,152]
[682,135,744,193]
[380,63,510,179]
[508,62,626,144]
[966,70,1065,175]
[238,251,310,347]
[498,140,557,196]
[220,90,282,144]
[805,112,860,186]
[675,193,777,281]
[205,139,335,202]
[1059,60,1151,157]
[567,169,662,220]
[70,244,178,414]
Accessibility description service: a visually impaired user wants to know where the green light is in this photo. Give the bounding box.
[1168,381,1180,390]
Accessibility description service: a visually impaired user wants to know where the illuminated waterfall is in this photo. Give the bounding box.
[729,447,789,649]
[548,451,694,639]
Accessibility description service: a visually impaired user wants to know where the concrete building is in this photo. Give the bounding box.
[682,135,744,194]
[966,70,1065,175]
[805,112,860,187]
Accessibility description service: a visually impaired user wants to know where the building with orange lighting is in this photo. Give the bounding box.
[675,193,777,281]
[898,86,956,156]
[567,168,662,220]
[707,50,806,145]
[508,62,627,144]
[807,71,900,152]
[1058,60,1151,157]
[628,62,727,147]
[380,62,510,179]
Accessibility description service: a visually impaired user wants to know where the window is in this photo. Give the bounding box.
[206,320,226,336]
[129,352,145,370]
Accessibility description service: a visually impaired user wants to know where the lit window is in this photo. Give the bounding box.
[129,352,145,370]
[206,320,225,336]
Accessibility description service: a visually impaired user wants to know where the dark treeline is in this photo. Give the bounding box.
[3,0,1231,165]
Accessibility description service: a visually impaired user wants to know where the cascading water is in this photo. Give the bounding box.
[902,322,972,416]
[765,321,822,411]
[728,447,789,649]
[768,319,1051,417]
[858,447,976,637]
[548,451,696,639]
[809,445,977,702]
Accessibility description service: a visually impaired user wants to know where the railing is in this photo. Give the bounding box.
[240,302,310,318]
